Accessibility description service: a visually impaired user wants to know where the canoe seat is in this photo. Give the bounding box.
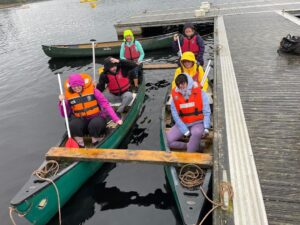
[110,93,137,107]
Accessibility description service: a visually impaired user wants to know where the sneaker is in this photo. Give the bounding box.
[92,141,99,147]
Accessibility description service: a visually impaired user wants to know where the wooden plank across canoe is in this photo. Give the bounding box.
[46,147,212,167]
[143,63,177,70]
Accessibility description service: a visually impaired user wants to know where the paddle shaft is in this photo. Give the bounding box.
[177,37,182,56]
[200,59,211,87]
[57,73,71,138]
[91,41,96,81]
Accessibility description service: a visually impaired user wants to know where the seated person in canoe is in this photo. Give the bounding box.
[97,57,137,113]
[171,51,208,91]
[167,74,211,152]
[120,29,144,89]
[58,73,122,147]
[172,23,205,66]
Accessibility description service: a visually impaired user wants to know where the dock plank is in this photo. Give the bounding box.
[46,147,212,167]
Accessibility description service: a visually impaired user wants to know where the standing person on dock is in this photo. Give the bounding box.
[173,23,205,66]
[97,57,137,113]
[120,29,144,87]
[58,73,122,147]
[167,74,211,152]
[171,51,208,91]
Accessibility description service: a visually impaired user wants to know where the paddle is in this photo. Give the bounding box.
[200,59,211,87]
[177,35,182,56]
[90,39,96,81]
[56,72,79,148]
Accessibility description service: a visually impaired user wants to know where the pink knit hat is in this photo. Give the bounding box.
[68,74,84,87]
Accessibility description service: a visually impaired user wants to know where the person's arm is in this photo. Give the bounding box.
[135,41,145,62]
[94,89,120,122]
[197,65,208,92]
[58,99,71,118]
[119,42,126,60]
[201,90,211,129]
[96,73,108,92]
[119,59,138,69]
[172,35,183,53]
[170,100,189,135]
[196,34,205,66]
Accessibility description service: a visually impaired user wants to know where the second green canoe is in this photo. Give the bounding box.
[42,32,175,58]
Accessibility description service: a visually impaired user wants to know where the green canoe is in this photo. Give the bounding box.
[42,32,175,58]
[160,91,213,225]
[10,78,145,225]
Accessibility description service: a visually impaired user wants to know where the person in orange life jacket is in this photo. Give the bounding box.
[97,57,137,113]
[120,29,144,89]
[172,23,205,66]
[166,74,211,152]
[58,73,123,147]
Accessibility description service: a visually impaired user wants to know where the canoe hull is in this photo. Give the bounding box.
[160,92,212,225]
[42,33,174,58]
[11,81,145,225]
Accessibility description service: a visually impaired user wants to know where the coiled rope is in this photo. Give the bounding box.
[178,164,233,225]
[9,160,62,225]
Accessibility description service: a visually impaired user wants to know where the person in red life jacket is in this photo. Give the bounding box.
[97,57,137,113]
[58,73,123,147]
[172,23,205,66]
[120,29,145,89]
[166,73,211,152]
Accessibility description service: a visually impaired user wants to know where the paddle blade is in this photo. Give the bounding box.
[65,138,79,148]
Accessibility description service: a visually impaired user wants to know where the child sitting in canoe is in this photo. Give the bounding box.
[58,73,122,147]
[97,57,138,113]
[167,74,211,152]
[172,22,205,66]
[171,51,208,91]
[120,29,144,89]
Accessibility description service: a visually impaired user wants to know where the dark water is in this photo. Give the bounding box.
[0,0,213,224]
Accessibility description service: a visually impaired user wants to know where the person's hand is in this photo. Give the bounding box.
[110,58,120,63]
[59,94,65,102]
[117,120,123,125]
[93,80,97,86]
[173,33,179,41]
[184,131,190,137]
[202,129,209,137]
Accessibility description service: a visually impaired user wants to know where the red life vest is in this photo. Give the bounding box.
[181,35,200,56]
[172,82,204,124]
[107,69,130,94]
[64,74,100,118]
[124,41,140,61]
[180,65,200,82]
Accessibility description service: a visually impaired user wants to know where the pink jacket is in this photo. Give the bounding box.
[58,89,120,122]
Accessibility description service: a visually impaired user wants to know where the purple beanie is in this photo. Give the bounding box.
[68,74,84,87]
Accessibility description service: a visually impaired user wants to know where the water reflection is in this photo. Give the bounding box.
[48,164,180,225]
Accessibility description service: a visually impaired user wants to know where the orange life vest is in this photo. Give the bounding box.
[181,35,200,56]
[64,73,100,118]
[172,82,204,124]
[107,69,131,94]
[124,41,140,61]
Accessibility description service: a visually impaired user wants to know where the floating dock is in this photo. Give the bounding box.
[115,1,300,224]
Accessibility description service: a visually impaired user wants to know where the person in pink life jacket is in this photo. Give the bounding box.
[58,73,122,147]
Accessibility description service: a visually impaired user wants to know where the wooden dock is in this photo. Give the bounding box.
[46,147,212,167]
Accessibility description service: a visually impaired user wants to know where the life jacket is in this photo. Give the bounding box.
[124,41,140,61]
[64,74,100,118]
[172,82,204,124]
[180,65,199,83]
[181,35,200,56]
[107,69,130,94]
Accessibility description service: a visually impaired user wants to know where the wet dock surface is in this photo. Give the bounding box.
[222,12,300,224]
